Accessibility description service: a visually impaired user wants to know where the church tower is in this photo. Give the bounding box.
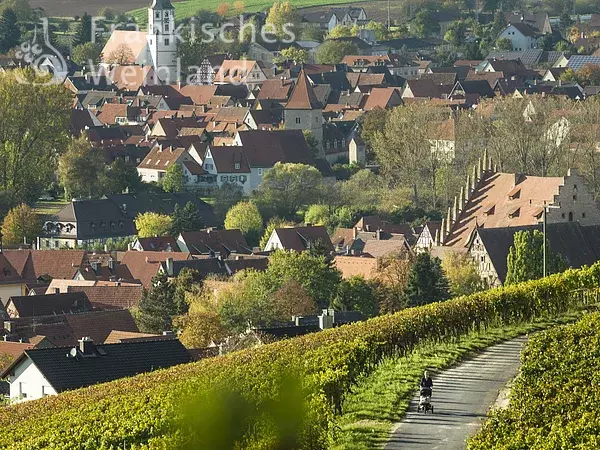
[285,69,324,153]
[147,0,178,81]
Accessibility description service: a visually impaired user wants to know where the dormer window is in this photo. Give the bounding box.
[508,207,520,218]
[155,12,160,18]
[235,162,240,170]
[507,186,521,200]
[483,205,495,216]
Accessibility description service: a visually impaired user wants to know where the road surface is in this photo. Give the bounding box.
[385,337,527,450]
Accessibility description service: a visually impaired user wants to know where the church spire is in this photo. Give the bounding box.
[286,69,321,110]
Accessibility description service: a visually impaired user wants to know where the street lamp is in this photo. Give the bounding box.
[531,200,561,278]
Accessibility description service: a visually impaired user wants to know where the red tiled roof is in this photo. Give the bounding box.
[3,250,86,281]
[120,251,191,288]
[68,285,144,310]
[208,145,250,173]
[257,78,293,101]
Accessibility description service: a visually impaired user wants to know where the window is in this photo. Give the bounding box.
[149,39,152,45]
[155,12,160,18]
[19,383,27,399]
[235,162,240,170]
[164,38,170,45]
[258,168,263,175]
[165,24,169,32]
[206,163,213,170]
[573,194,577,200]
[295,117,301,124]
[583,212,586,218]
[562,213,565,219]
[569,211,573,221]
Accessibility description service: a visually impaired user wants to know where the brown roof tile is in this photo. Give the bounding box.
[68,285,143,310]
[120,251,190,288]
[286,70,321,110]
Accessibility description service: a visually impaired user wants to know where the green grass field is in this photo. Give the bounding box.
[127,0,373,25]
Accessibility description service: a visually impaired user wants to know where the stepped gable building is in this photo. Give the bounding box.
[435,151,600,250]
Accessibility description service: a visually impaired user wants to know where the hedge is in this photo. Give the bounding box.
[1,264,600,449]
[468,311,600,449]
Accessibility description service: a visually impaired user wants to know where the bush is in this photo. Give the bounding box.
[1,264,599,448]
[468,310,600,449]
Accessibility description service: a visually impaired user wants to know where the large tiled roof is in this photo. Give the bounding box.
[2,250,86,283]
[179,230,250,255]
[256,78,293,101]
[135,236,180,252]
[137,145,186,170]
[120,251,190,287]
[208,145,250,173]
[6,292,92,318]
[67,285,143,310]
[235,130,314,168]
[444,171,565,248]
[272,226,334,252]
[4,339,190,392]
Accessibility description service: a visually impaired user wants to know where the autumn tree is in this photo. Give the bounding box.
[375,254,413,313]
[224,201,263,246]
[106,43,135,65]
[233,0,244,14]
[442,252,485,296]
[1,203,40,245]
[273,47,309,64]
[72,42,102,66]
[265,0,297,40]
[327,25,354,39]
[58,136,106,199]
[272,280,317,320]
[216,2,230,18]
[134,212,172,238]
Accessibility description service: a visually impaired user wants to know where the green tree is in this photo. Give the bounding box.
[73,12,93,46]
[411,11,440,38]
[495,37,513,50]
[212,182,243,222]
[72,42,102,66]
[255,163,323,218]
[442,252,485,296]
[303,130,320,157]
[505,230,567,285]
[360,108,388,153]
[98,6,116,20]
[273,47,308,64]
[333,276,380,318]
[265,0,297,40]
[316,40,359,64]
[137,272,177,333]
[134,212,172,238]
[0,9,20,53]
[304,204,331,227]
[104,158,143,194]
[162,163,184,193]
[0,0,31,22]
[554,40,571,52]
[327,25,354,38]
[224,201,263,246]
[300,24,324,42]
[1,203,39,245]
[58,136,106,199]
[405,253,450,307]
[0,69,71,203]
[172,267,196,316]
[171,202,204,235]
[259,216,294,250]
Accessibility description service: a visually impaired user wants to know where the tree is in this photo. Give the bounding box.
[360,108,388,153]
[224,201,263,246]
[340,169,382,212]
[255,163,323,218]
[58,136,106,199]
[171,202,204,235]
[0,9,20,53]
[304,204,332,227]
[0,0,31,22]
[300,25,324,42]
[573,64,600,87]
[73,12,92,46]
[273,47,309,64]
[272,280,317,320]
[327,25,354,39]
[495,37,513,50]
[212,182,243,222]
[172,267,196,316]
[333,276,380,318]
[72,42,102,66]
[375,254,413,313]
[265,1,297,40]
[162,163,184,193]
[233,0,245,14]
[134,212,172,238]
[1,203,39,245]
[216,2,230,18]
[303,130,320,157]
[442,252,485,297]
[174,310,227,348]
[411,11,440,38]
[554,40,571,52]
[0,70,71,204]
[505,230,567,285]
[259,216,294,250]
[137,273,177,333]
[404,253,450,307]
[98,6,115,20]
[316,40,359,64]
[105,43,135,65]
[104,158,143,194]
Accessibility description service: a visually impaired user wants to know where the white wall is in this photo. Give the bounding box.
[0,284,24,308]
[499,25,537,51]
[8,358,57,403]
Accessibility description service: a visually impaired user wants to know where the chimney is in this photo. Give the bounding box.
[558,79,562,87]
[376,229,382,240]
[78,337,94,355]
[108,257,115,271]
[440,217,446,245]
[353,227,358,240]
[122,203,127,213]
[0,230,2,253]
[54,287,60,294]
[4,321,13,333]
[166,257,174,276]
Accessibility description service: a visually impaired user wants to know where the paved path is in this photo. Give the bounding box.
[385,337,527,450]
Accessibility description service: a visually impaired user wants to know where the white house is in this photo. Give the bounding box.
[498,23,539,52]
[201,145,254,193]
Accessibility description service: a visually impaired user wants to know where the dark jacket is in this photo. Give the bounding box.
[420,376,433,388]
